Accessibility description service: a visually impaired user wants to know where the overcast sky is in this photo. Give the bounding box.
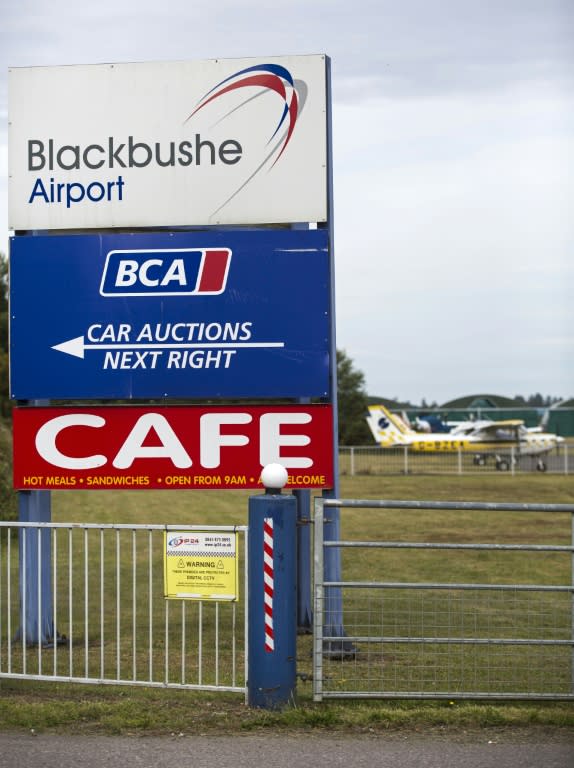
[1,0,572,405]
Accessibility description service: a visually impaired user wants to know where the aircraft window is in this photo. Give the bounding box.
[495,429,515,440]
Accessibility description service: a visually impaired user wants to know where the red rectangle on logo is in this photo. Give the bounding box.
[13,405,334,491]
[197,249,231,293]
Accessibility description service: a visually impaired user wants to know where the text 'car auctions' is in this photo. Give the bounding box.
[13,405,334,491]
[9,229,330,399]
[8,56,328,230]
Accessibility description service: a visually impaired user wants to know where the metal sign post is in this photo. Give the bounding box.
[17,489,54,646]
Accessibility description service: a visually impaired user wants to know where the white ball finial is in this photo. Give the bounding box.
[260,463,289,492]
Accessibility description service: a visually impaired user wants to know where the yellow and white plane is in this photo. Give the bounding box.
[366,405,564,471]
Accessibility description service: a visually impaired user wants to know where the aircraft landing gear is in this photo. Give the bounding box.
[495,457,510,472]
[473,455,486,466]
[536,459,547,472]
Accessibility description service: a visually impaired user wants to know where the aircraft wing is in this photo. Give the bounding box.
[471,420,523,441]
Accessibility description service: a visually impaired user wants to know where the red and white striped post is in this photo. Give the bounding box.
[248,464,297,709]
[263,516,275,653]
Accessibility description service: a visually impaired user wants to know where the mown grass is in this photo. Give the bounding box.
[1,678,573,737]
[1,474,573,735]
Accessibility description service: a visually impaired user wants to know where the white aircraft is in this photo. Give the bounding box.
[366,405,564,471]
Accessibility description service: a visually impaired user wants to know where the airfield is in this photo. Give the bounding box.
[362,396,573,475]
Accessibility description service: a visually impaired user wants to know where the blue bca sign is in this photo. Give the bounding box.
[10,229,331,400]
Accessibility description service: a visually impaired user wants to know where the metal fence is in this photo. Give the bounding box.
[313,498,574,701]
[0,522,247,696]
[340,443,571,475]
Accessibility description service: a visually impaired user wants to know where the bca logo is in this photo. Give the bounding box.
[100,248,231,297]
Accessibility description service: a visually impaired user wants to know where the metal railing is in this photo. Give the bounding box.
[340,443,571,475]
[0,522,247,697]
[313,498,574,701]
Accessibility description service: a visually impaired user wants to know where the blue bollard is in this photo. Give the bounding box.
[247,465,297,709]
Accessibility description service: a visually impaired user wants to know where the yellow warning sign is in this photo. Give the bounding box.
[164,531,238,601]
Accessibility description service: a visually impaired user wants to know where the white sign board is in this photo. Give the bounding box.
[8,56,328,230]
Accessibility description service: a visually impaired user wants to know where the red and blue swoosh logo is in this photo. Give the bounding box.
[186,63,300,165]
[185,63,304,216]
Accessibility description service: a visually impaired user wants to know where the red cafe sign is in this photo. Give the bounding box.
[13,405,334,491]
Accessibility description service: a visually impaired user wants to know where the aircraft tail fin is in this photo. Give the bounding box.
[366,405,413,446]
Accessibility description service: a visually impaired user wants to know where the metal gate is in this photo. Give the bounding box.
[313,498,574,701]
[0,522,247,697]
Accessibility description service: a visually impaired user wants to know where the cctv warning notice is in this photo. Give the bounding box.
[12,404,334,491]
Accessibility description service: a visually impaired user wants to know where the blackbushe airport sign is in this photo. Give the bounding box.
[8,56,328,230]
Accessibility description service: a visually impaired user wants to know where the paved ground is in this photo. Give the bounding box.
[0,732,572,768]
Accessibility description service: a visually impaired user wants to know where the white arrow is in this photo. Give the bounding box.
[52,336,87,358]
[51,336,285,359]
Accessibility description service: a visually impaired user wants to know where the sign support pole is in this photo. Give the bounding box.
[16,394,55,647]
[294,488,312,631]
[15,391,55,648]
[17,487,54,645]
[321,58,355,657]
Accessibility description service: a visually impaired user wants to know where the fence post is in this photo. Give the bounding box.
[312,496,325,702]
[247,464,297,709]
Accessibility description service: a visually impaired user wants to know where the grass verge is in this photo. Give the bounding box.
[1,679,573,738]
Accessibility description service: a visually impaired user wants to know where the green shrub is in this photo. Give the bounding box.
[0,419,17,521]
